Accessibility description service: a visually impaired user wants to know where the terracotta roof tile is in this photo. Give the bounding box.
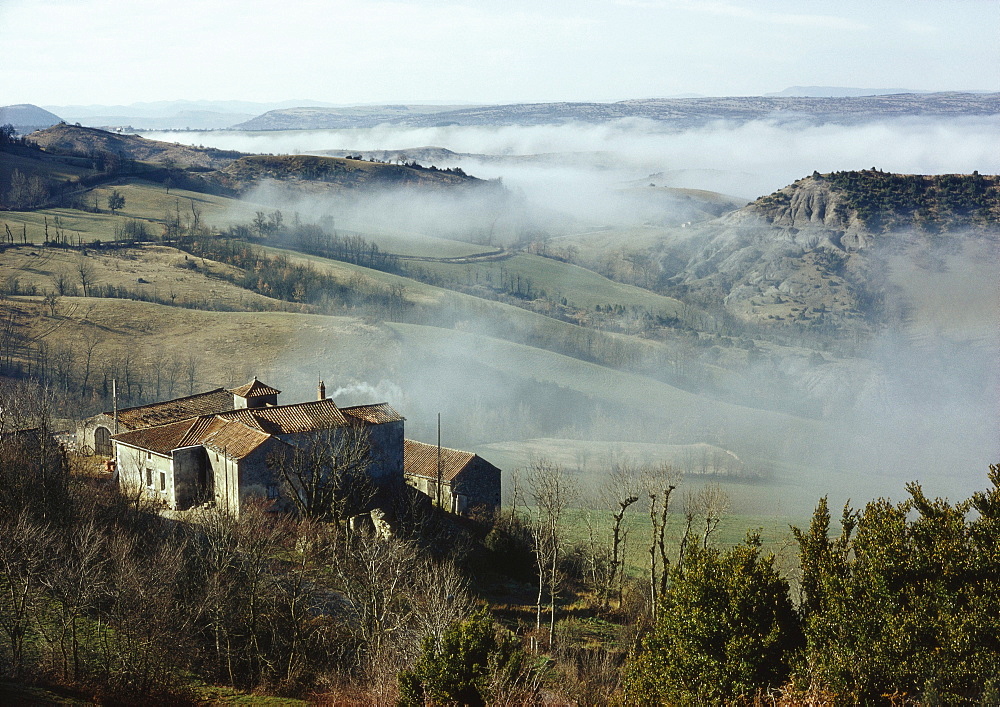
[112,389,233,430]
[113,419,199,456]
[217,399,349,434]
[229,378,281,398]
[404,439,479,482]
[341,403,405,425]
[114,415,275,460]
[201,420,276,460]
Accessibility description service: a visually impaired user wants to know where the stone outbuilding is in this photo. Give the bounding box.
[403,439,501,515]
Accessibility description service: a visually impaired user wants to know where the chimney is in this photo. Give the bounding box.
[318,380,326,401]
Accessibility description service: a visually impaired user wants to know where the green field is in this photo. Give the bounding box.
[414,252,686,317]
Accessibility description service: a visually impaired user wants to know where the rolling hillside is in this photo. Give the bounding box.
[29,123,247,169]
[215,154,483,193]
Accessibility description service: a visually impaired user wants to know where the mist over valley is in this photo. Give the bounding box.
[3,109,997,515]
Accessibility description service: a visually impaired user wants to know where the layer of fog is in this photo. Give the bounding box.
[168,117,1000,514]
[146,115,1000,212]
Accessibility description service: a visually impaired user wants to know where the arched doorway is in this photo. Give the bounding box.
[94,426,112,456]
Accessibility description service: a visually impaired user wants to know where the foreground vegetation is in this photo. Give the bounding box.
[1,381,998,704]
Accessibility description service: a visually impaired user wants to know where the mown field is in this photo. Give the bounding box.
[413,252,686,318]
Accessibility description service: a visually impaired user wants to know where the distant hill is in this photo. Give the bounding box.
[62,110,256,131]
[765,86,928,98]
[236,92,1000,130]
[661,171,1000,332]
[0,104,63,131]
[235,104,483,131]
[44,99,339,130]
[16,124,486,201]
[215,154,483,193]
[28,123,247,169]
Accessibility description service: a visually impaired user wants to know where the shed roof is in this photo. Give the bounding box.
[403,439,482,482]
[110,388,234,430]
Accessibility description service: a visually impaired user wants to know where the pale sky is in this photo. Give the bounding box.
[2,0,997,106]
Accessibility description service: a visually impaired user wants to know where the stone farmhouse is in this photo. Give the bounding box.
[403,440,501,515]
[79,378,500,517]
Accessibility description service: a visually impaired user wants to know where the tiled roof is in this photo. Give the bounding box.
[113,419,200,456]
[112,389,234,430]
[111,390,401,462]
[229,378,281,398]
[403,439,479,482]
[217,399,349,435]
[200,419,276,460]
[114,415,275,460]
[341,403,405,425]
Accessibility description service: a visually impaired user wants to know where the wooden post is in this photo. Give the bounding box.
[436,413,442,509]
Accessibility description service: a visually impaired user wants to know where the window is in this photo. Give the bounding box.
[145,468,153,487]
[159,471,167,492]
[266,484,279,499]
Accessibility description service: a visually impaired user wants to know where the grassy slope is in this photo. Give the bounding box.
[0,145,97,185]
[414,252,686,317]
[257,244,750,387]
[0,179,487,258]
[12,297,401,398]
[0,244,292,311]
[0,182,259,244]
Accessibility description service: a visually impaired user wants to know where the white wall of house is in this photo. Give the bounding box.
[115,442,174,508]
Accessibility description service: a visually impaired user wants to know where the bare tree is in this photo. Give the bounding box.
[189,199,202,233]
[643,463,682,619]
[0,513,55,677]
[600,462,641,609]
[409,556,476,652]
[38,519,108,681]
[333,532,419,688]
[526,459,576,648]
[184,353,198,395]
[42,292,59,317]
[267,426,375,522]
[50,269,71,296]
[76,256,96,297]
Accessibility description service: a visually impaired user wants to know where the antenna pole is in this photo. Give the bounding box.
[113,378,118,435]
[437,413,442,509]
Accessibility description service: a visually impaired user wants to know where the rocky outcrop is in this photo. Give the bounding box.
[742,176,872,249]
[661,172,1000,333]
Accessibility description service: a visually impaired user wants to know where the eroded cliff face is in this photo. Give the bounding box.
[661,174,1000,334]
[742,176,874,250]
